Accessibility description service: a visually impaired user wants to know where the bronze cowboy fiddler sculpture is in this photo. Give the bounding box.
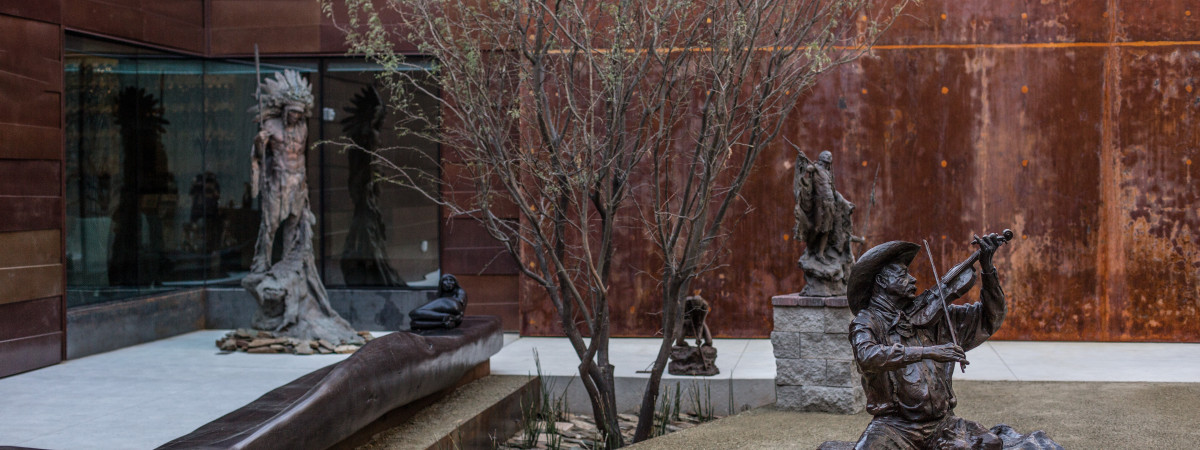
[821,230,1062,450]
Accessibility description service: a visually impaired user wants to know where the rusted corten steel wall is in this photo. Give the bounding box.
[0,0,68,377]
[518,1,1200,342]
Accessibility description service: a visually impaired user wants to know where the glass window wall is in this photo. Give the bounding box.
[64,34,440,307]
[320,62,440,288]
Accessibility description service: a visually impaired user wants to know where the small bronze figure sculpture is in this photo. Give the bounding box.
[669,295,718,376]
[793,148,860,296]
[821,230,1062,450]
[678,295,714,348]
[409,274,468,330]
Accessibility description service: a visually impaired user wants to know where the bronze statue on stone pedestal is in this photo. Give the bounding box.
[238,70,363,348]
[793,148,861,297]
[820,230,1062,450]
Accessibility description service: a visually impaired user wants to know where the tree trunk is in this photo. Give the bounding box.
[632,278,687,442]
[579,361,623,448]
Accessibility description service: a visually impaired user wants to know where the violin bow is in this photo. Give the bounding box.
[922,239,968,373]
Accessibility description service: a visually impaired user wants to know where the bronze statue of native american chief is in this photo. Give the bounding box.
[793,148,861,297]
[241,70,363,347]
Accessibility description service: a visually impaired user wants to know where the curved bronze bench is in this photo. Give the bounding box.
[160,316,502,450]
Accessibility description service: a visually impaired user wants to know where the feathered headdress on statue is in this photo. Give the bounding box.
[249,69,314,122]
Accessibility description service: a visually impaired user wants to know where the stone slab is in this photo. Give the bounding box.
[776,358,825,386]
[825,360,860,388]
[824,307,856,334]
[770,331,800,359]
[773,306,824,332]
[799,332,854,361]
[351,375,538,449]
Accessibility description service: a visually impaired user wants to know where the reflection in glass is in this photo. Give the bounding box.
[338,86,405,286]
[200,59,312,284]
[321,62,440,287]
[109,86,173,285]
[64,34,441,307]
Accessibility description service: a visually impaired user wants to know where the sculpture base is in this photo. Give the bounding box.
[819,423,1064,450]
[668,345,719,376]
[241,251,362,346]
[771,293,862,414]
[215,328,373,355]
[797,250,849,297]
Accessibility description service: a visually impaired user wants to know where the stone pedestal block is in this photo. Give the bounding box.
[771,293,863,414]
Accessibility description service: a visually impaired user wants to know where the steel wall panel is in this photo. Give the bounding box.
[62,0,204,54]
[0,297,63,342]
[0,10,65,375]
[1116,1,1200,42]
[1108,46,1200,341]
[0,0,62,24]
[877,0,1109,45]
[0,332,62,378]
[514,1,1200,341]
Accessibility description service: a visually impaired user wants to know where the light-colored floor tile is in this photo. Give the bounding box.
[954,342,1018,381]
[0,330,351,450]
[989,341,1200,382]
[5,330,1200,449]
[730,339,777,379]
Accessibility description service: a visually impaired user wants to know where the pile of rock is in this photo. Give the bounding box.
[498,412,717,449]
[215,329,373,355]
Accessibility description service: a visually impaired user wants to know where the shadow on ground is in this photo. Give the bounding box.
[629,381,1200,449]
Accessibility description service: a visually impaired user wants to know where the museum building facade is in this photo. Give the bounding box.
[4,1,1200,379]
[0,0,521,378]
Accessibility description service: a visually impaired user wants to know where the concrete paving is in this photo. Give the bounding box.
[1,331,1199,449]
[0,330,355,450]
[488,337,1200,414]
[491,337,1200,382]
[491,337,778,415]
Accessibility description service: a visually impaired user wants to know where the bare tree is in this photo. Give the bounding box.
[326,0,912,445]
